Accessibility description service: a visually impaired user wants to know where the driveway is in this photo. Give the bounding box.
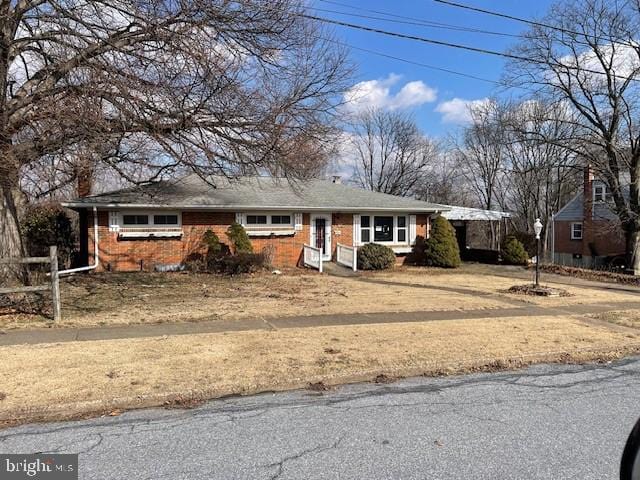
[2,358,639,479]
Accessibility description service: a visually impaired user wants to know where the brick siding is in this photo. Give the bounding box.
[554,219,625,257]
[86,210,430,272]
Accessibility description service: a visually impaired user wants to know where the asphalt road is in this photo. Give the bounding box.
[2,359,640,479]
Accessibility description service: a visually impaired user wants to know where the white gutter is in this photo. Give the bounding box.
[61,202,448,213]
[58,206,99,276]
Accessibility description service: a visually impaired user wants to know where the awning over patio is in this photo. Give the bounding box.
[440,206,511,222]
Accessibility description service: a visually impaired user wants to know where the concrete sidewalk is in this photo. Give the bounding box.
[2,300,640,347]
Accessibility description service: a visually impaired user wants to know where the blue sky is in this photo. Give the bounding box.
[314,0,556,137]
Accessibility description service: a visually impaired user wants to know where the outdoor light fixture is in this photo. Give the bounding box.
[534,218,543,287]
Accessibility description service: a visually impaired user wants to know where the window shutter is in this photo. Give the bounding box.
[353,214,361,246]
[108,211,120,232]
[409,215,417,244]
[235,212,245,225]
[294,213,303,231]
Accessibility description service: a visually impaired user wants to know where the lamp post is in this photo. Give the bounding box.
[534,218,543,287]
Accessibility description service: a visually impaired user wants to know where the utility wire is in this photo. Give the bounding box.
[433,0,637,49]
[302,13,640,84]
[315,0,521,38]
[321,36,502,86]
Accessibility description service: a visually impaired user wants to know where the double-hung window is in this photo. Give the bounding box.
[571,222,583,240]
[594,184,607,202]
[360,215,372,242]
[397,216,407,242]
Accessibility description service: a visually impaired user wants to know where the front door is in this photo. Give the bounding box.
[310,214,332,261]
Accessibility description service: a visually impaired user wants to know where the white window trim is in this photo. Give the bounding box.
[119,211,182,228]
[358,214,411,246]
[593,183,608,202]
[571,222,583,240]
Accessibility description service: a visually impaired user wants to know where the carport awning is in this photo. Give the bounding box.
[440,206,511,221]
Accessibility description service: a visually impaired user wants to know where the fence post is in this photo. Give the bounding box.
[50,246,61,322]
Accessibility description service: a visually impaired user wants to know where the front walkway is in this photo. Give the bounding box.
[2,298,640,347]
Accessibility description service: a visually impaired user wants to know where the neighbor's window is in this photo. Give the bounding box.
[594,184,607,202]
[397,216,407,243]
[122,214,149,225]
[374,216,394,242]
[361,215,371,242]
[571,222,583,240]
[246,215,268,225]
[154,214,179,225]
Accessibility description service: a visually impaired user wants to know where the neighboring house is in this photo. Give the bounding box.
[62,174,449,272]
[553,166,626,268]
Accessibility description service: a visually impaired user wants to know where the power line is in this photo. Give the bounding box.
[433,0,637,48]
[315,0,521,39]
[321,36,504,86]
[302,13,640,84]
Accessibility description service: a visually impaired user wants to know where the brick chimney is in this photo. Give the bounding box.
[582,165,594,258]
[76,165,93,197]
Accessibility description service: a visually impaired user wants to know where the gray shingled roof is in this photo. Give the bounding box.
[554,190,622,222]
[63,174,447,213]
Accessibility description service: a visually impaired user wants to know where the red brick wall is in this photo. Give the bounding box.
[87,210,428,271]
[554,219,625,257]
[417,214,429,239]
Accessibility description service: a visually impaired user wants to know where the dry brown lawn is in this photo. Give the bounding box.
[591,310,640,329]
[0,269,519,330]
[3,266,640,331]
[380,268,640,306]
[1,314,638,426]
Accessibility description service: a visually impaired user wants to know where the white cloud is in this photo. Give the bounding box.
[435,97,491,124]
[343,74,437,113]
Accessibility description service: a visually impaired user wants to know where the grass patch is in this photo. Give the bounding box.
[591,310,640,329]
[1,315,638,426]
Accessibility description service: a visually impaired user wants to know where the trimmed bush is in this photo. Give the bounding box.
[226,222,253,253]
[357,243,396,270]
[210,252,266,275]
[501,235,529,265]
[422,216,461,268]
[22,203,76,266]
[201,230,223,259]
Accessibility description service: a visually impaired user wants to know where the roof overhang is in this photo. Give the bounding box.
[62,202,448,213]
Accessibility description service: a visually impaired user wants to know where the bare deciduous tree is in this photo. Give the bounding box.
[349,108,438,197]
[453,100,508,212]
[0,0,350,279]
[502,100,581,257]
[506,0,640,272]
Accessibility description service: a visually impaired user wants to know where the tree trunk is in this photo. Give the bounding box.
[625,224,640,276]
[0,175,27,285]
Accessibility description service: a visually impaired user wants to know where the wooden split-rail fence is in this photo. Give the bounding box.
[0,245,61,321]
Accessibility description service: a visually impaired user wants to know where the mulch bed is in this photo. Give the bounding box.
[540,264,640,286]
[506,284,571,297]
